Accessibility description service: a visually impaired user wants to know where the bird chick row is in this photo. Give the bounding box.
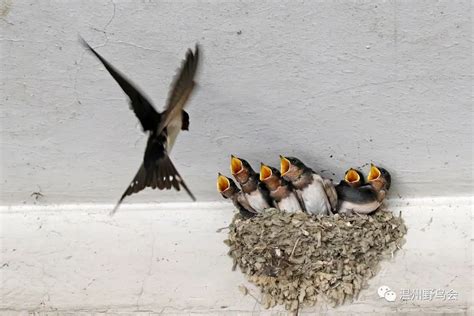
[217,156,391,218]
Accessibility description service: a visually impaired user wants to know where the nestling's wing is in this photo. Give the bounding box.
[234,200,257,219]
[322,178,338,210]
[335,184,378,204]
[256,175,275,207]
[156,44,200,135]
[80,37,161,132]
[236,193,257,215]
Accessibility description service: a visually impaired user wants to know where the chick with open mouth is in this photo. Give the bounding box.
[217,173,257,219]
[336,164,391,214]
[338,168,365,188]
[230,155,272,212]
[279,156,337,215]
[259,163,303,213]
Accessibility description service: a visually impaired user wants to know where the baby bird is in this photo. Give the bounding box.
[367,163,391,200]
[341,168,365,188]
[280,156,337,215]
[217,173,257,219]
[336,164,391,214]
[259,163,302,213]
[230,155,272,212]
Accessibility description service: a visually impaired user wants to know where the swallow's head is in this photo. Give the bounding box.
[230,155,253,184]
[259,163,281,191]
[217,173,239,199]
[367,164,391,191]
[280,155,306,181]
[344,168,365,188]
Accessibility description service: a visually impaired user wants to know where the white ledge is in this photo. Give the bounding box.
[1,197,472,314]
[0,196,471,212]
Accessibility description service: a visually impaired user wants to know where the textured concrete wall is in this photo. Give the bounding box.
[1,1,472,205]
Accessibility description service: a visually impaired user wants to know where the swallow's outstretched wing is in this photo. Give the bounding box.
[322,178,338,210]
[110,134,196,215]
[156,45,200,136]
[80,37,161,132]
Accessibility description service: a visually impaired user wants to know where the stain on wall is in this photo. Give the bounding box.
[0,0,12,18]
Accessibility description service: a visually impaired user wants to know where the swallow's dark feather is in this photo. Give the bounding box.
[181,111,190,131]
[335,183,378,204]
[80,37,199,215]
[235,203,257,219]
[157,46,200,136]
[79,38,161,132]
[112,156,195,214]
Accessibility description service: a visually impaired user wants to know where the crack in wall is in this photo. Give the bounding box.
[135,223,156,311]
[108,40,161,52]
[73,0,116,109]
[91,0,117,48]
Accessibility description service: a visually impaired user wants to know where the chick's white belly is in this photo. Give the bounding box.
[277,193,301,213]
[300,182,330,215]
[338,200,381,214]
[245,191,269,212]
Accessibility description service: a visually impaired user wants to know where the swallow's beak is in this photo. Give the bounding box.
[367,164,381,181]
[260,163,272,181]
[217,174,230,192]
[345,169,360,183]
[230,155,243,175]
[280,155,291,176]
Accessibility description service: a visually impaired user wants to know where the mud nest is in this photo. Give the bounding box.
[224,208,407,311]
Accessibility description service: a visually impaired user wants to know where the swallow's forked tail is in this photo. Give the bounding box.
[109,156,196,216]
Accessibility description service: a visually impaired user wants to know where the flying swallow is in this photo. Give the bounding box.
[80,38,200,214]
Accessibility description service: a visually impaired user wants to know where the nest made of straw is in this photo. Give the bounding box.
[224,208,407,311]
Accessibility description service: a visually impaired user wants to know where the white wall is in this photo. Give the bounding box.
[1,1,472,205]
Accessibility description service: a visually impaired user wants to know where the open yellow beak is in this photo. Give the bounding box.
[280,155,290,176]
[345,169,360,183]
[367,164,381,181]
[217,174,230,192]
[260,163,272,181]
[230,155,243,175]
